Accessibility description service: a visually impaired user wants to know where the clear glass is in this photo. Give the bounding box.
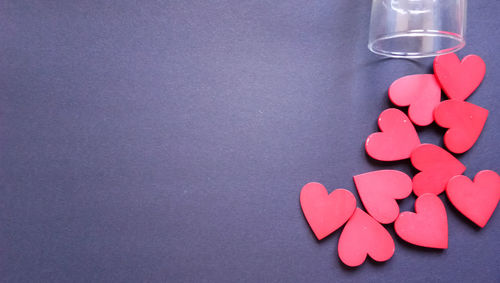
[368,0,467,58]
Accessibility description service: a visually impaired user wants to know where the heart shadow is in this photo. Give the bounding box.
[337,254,390,271]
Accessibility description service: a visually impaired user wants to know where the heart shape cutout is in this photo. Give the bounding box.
[434,100,489,154]
[395,193,448,249]
[446,170,500,228]
[434,53,486,101]
[389,74,441,126]
[365,108,420,161]
[300,183,356,240]
[353,170,412,224]
[338,208,395,267]
[411,144,466,196]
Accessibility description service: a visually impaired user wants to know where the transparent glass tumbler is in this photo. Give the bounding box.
[368,0,467,58]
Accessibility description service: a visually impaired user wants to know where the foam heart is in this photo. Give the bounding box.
[353,170,412,224]
[434,53,486,101]
[338,208,395,267]
[365,108,420,161]
[389,74,441,126]
[395,193,448,249]
[410,144,466,196]
[434,100,489,154]
[300,183,356,240]
[446,170,500,228]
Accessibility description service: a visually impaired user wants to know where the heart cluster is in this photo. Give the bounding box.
[300,53,500,267]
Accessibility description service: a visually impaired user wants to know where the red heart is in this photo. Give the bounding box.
[353,170,412,224]
[434,100,489,154]
[446,170,500,228]
[338,208,395,267]
[434,53,486,101]
[389,74,441,126]
[365,108,420,161]
[395,193,448,249]
[300,183,356,240]
[411,144,466,196]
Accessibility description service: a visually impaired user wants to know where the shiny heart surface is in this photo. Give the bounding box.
[411,144,466,196]
[434,100,489,154]
[434,53,486,101]
[446,170,500,228]
[365,108,420,161]
[395,194,448,249]
[300,183,356,240]
[353,170,412,224]
[338,208,395,267]
[389,74,441,126]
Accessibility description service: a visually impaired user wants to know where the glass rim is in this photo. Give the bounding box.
[368,30,466,58]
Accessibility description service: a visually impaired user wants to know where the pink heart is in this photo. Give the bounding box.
[434,100,489,154]
[446,170,500,228]
[389,74,441,126]
[434,53,486,101]
[395,193,448,249]
[353,170,412,224]
[365,108,421,161]
[338,208,395,267]
[300,183,356,240]
[411,144,466,196]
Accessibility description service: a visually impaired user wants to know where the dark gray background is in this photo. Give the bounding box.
[0,1,499,282]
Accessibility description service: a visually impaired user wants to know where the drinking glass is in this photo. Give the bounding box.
[368,0,467,58]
